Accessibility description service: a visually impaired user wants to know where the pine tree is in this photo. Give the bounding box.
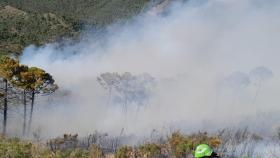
[0,56,58,135]
[0,56,20,135]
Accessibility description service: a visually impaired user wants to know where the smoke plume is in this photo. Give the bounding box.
[18,0,280,138]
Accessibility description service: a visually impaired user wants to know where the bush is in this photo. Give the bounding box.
[115,146,135,158]
[89,144,105,158]
[0,136,92,158]
[168,131,221,158]
[0,137,33,158]
[138,143,161,158]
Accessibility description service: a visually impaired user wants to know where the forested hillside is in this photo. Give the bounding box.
[0,0,150,56]
[1,0,149,25]
[0,5,76,56]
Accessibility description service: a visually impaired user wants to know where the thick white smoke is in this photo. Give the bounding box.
[18,0,280,138]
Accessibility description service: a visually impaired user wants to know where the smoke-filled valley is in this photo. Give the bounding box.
[1,0,280,157]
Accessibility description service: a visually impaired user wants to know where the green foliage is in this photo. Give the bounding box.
[54,149,89,158]
[0,136,90,158]
[0,0,150,56]
[0,5,75,56]
[0,137,33,158]
[3,0,149,25]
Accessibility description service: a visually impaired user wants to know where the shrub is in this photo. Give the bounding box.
[138,143,161,158]
[168,131,221,158]
[115,145,135,158]
[0,137,32,158]
[89,144,105,158]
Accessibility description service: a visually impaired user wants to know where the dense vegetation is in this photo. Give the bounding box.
[1,0,149,25]
[0,0,150,56]
[0,5,75,56]
[1,128,278,158]
[0,136,89,158]
[0,131,221,158]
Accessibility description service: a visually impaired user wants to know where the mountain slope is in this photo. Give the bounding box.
[0,0,151,57]
[0,5,75,56]
[1,0,149,25]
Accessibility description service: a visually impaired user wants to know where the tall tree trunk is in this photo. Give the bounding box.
[28,90,35,134]
[22,90,27,136]
[252,81,262,106]
[123,95,128,114]
[106,88,112,107]
[2,79,8,135]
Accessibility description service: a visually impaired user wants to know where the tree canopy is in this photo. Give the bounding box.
[0,56,57,93]
[0,56,20,81]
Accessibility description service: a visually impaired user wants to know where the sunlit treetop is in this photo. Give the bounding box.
[0,56,58,93]
[0,56,20,81]
[18,67,58,93]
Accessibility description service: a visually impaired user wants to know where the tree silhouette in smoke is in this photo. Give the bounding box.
[97,72,121,107]
[226,71,251,91]
[217,71,251,107]
[249,66,273,106]
[97,72,155,113]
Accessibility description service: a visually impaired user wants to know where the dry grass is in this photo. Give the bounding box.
[1,129,279,158]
